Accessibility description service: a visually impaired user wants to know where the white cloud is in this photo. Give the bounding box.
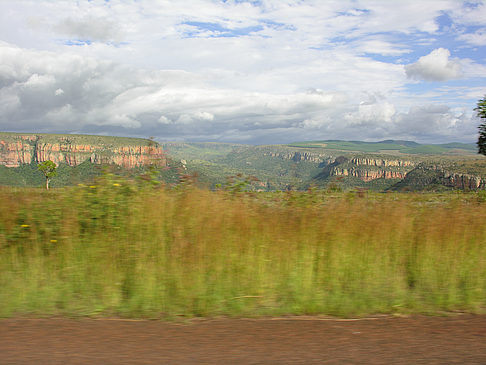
[393,104,476,142]
[358,102,396,123]
[405,48,462,82]
[46,103,73,123]
[23,73,56,87]
[458,58,486,79]
[158,115,171,125]
[352,39,411,56]
[449,2,486,26]
[0,89,20,114]
[457,28,486,46]
[108,114,141,128]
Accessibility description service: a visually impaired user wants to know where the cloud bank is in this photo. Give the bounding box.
[0,41,477,144]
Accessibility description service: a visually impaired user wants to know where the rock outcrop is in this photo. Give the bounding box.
[0,133,166,168]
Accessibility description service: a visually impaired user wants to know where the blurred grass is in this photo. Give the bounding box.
[0,177,485,318]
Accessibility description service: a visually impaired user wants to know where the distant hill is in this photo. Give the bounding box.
[287,140,477,155]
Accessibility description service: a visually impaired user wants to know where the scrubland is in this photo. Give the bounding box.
[0,176,485,318]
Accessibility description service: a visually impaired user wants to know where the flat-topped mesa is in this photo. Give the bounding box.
[0,133,166,168]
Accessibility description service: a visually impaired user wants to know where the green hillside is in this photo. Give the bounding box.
[287,140,476,154]
[161,142,332,190]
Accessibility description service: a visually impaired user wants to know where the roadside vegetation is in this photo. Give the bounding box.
[0,175,485,318]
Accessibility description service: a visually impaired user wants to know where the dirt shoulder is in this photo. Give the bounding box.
[1,315,485,364]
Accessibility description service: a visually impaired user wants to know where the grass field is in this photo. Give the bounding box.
[0,176,485,318]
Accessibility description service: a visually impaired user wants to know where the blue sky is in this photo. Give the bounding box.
[0,0,485,144]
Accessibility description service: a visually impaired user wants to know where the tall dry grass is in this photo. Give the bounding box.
[0,178,485,318]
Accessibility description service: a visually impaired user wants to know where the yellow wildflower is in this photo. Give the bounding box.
[50,239,57,243]
[113,183,121,187]
[20,224,29,228]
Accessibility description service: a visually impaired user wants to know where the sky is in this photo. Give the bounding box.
[0,0,486,144]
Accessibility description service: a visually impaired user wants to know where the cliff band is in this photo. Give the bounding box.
[0,133,166,168]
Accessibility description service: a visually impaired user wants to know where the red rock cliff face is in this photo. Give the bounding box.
[443,172,485,190]
[0,140,33,167]
[351,157,414,167]
[331,167,407,182]
[0,135,166,168]
[327,157,414,182]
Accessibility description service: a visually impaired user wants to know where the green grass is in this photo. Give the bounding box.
[0,178,485,318]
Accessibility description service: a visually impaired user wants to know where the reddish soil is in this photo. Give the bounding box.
[1,315,485,364]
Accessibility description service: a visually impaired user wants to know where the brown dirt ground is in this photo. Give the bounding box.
[0,315,485,364]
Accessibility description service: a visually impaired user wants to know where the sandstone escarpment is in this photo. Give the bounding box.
[0,140,32,167]
[0,133,166,168]
[330,167,407,182]
[350,157,414,167]
[317,156,415,182]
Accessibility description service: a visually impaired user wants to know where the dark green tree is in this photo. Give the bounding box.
[477,95,486,155]
[38,160,57,190]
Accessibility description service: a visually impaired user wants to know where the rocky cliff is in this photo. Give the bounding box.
[0,133,166,168]
[350,157,414,167]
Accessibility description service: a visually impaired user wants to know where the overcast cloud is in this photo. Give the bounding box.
[0,0,486,144]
